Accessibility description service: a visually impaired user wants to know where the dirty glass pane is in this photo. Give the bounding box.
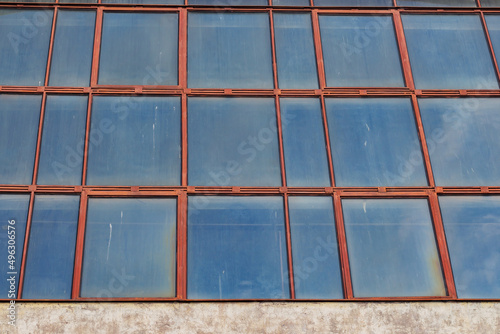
[273,0,310,5]
[49,10,95,87]
[419,98,500,186]
[315,0,393,7]
[37,95,88,186]
[281,98,330,187]
[22,195,79,299]
[188,97,281,186]
[439,196,500,299]
[398,0,476,6]
[0,195,30,299]
[81,198,177,298]
[325,98,427,187]
[188,12,273,88]
[99,12,178,85]
[0,95,42,185]
[289,197,343,299]
[188,196,289,299]
[86,96,181,186]
[0,9,53,86]
[319,15,404,87]
[343,199,446,297]
[402,15,498,89]
[274,13,318,89]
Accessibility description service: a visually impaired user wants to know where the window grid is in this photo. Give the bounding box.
[1,3,500,301]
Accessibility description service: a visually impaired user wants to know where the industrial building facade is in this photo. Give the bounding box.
[0,0,499,332]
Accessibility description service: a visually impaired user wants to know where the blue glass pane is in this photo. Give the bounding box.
[419,98,500,186]
[0,95,42,185]
[315,0,393,6]
[289,197,343,299]
[22,195,79,299]
[103,0,181,3]
[274,0,310,5]
[0,195,30,299]
[59,0,97,3]
[81,198,177,298]
[188,196,289,299]
[343,199,446,297]
[402,15,498,89]
[485,15,500,68]
[319,15,404,87]
[37,95,88,186]
[189,0,267,4]
[482,0,500,7]
[0,9,53,86]
[188,13,274,88]
[325,98,427,187]
[274,13,318,89]
[280,98,330,187]
[440,196,500,299]
[398,0,476,6]
[86,96,181,186]
[49,10,95,87]
[188,97,281,186]
[99,13,178,85]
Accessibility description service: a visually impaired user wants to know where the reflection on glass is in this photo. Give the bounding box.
[188,97,281,186]
[419,98,500,186]
[485,15,500,68]
[188,196,289,299]
[22,195,79,299]
[325,98,427,187]
[81,198,177,298]
[289,197,343,299]
[319,15,404,87]
[402,15,498,89]
[0,9,53,86]
[0,195,30,299]
[440,196,500,299]
[398,0,476,6]
[274,13,318,89]
[86,96,181,186]
[0,95,42,185]
[315,0,393,7]
[37,96,88,186]
[188,12,273,88]
[281,98,330,187]
[343,198,446,297]
[99,12,178,85]
[49,10,95,86]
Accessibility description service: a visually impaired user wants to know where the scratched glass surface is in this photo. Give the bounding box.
[81,198,177,298]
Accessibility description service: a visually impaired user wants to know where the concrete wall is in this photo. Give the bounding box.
[0,302,499,333]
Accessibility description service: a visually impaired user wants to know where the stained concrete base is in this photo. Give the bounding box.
[0,302,499,333]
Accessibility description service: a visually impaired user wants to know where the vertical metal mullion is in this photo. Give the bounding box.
[411,95,436,188]
[31,92,48,187]
[179,8,188,88]
[176,192,188,299]
[393,10,416,91]
[91,8,103,87]
[428,192,457,298]
[480,12,500,86]
[270,9,280,90]
[283,194,296,299]
[81,94,93,186]
[16,193,35,300]
[333,193,353,299]
[44,7,58,87]
[320,95,335,187]
[311,10,327,89]
[72,191,88,299]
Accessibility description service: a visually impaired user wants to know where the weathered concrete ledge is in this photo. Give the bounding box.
[0,302,499,333]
